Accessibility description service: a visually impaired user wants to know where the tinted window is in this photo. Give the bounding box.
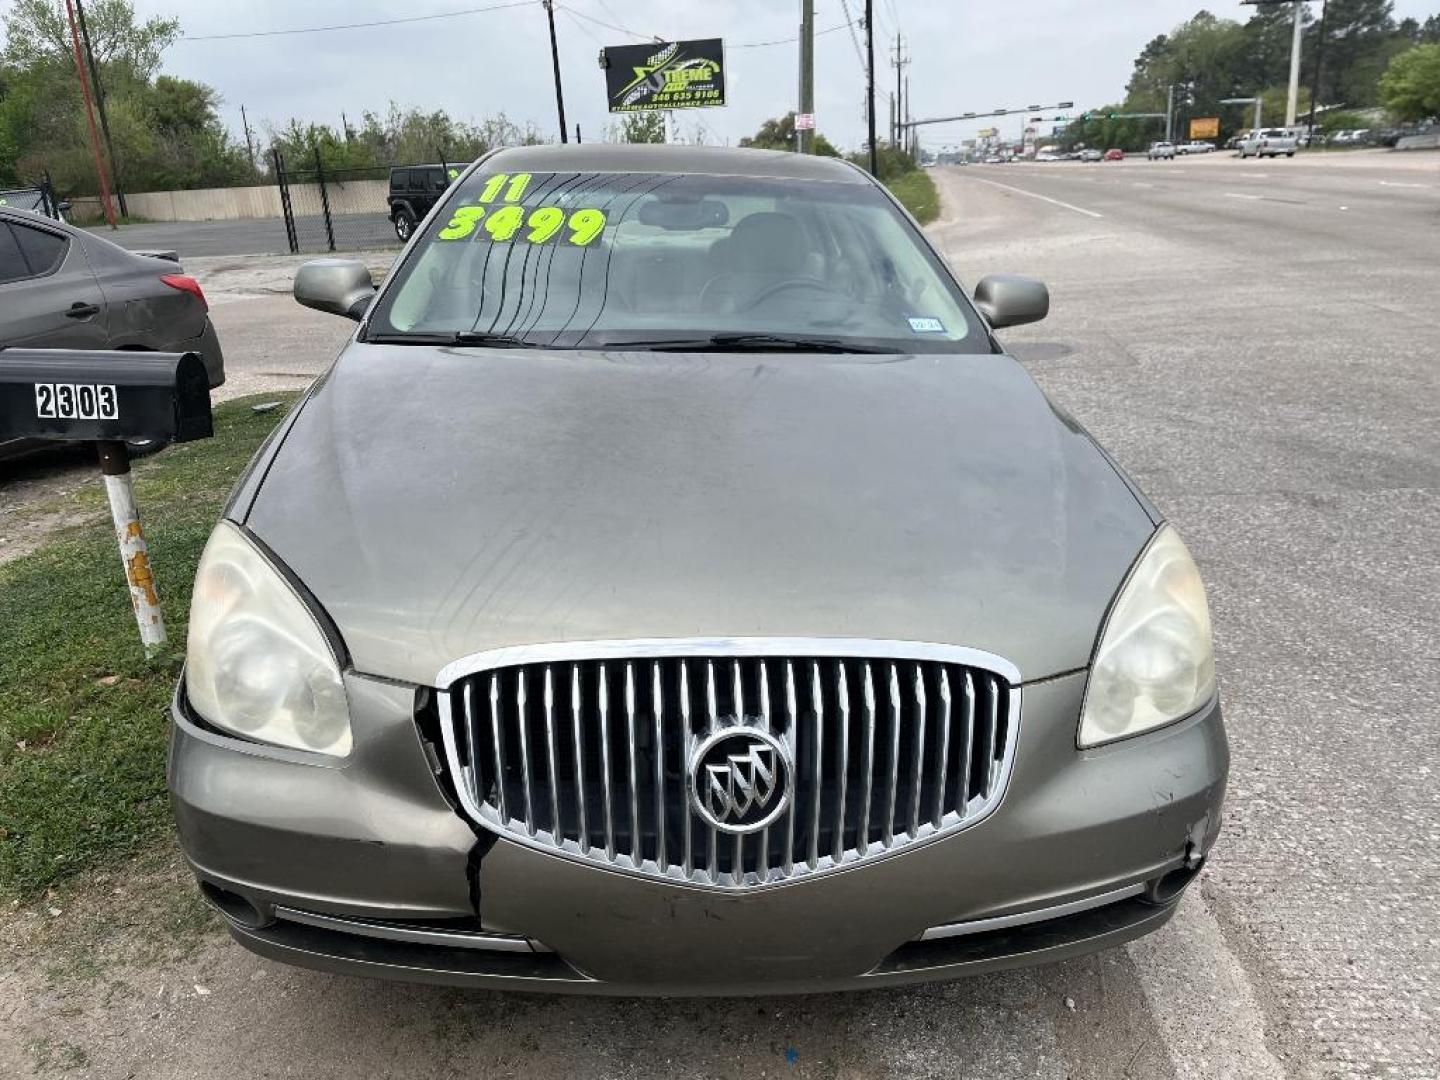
[12,222,68,275]
[427,168,448,192]
[373,170,986,354]
[0,224,28,283]
[392,170,412,192]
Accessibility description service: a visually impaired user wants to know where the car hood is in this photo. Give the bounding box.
[242,343,1156,686]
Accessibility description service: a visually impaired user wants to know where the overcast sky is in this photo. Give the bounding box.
[8,0,1438,151]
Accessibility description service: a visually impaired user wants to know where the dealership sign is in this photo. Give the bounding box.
[1190,117,1220,139]
[602,39,726,112]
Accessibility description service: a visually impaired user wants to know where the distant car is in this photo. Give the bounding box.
[0,206,224,461]
[387,164,457,242]
[1079,148,1103,162]
[1103,149,1125,161]
[983,154,1003,164]
[1178,141,1214,154]
[1035,151,1061,162]
[1238,129,1297,158]
[1147,142,1176,160]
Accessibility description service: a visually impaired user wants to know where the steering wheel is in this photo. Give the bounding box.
[744,278,845,309]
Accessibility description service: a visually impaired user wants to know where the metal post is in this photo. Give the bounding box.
[97,442,166,656]
[575,123,582,144]
[313,146,335,253]
[1166,84,1175,142]
[63,0,116,229]
[74,0,126,218]
[1254,97,1263,134]
[543,0,569,143]
[798,0,815,153]
[1285,0,1304,127]
[865,0,877,175]
[273,150,298,255]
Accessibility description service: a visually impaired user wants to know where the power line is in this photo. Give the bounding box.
[560,5,648,39]
[561,6,853,50]
[180,0,536,42]
[835,0,868,74]
[732,22,852,49]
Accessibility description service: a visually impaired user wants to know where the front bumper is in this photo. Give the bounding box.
[169,670,1227,995]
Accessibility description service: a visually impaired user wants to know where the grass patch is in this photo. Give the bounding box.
[887,169,940,224]
[0,393,299,899]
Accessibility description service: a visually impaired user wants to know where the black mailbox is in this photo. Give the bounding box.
[0,349,212,444]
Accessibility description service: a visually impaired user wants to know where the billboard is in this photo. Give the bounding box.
[602,39,726,112]
[1190,116,1220,139]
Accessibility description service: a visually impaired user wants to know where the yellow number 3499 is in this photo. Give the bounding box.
[437,205,607,246]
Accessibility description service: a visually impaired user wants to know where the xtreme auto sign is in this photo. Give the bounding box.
[602,39,726,112]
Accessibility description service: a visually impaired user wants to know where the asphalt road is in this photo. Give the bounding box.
[7,152,1438,1079]
[90,211,398,258]
[932,152,1439,1079]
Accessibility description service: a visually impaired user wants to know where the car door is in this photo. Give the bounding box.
[0,217,109,349]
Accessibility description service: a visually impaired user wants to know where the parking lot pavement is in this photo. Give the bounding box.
[932,160,1438,1078]
[4,160,1435,1079]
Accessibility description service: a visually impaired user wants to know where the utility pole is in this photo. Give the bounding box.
[864,0,877,175]
[889,33,910,150]
[1285,0,1304,126]
[240,105,256,171]
[905,74,913,159]
[542,0,569,143]
[64,0,116,229]
[1241,0,1310,130]
[798,0,815,153]
[1306,0,1329,140]
[1166,84,1175,142]
[73,0,126,218]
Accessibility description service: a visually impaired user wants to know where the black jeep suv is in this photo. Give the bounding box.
[386,164,456,241]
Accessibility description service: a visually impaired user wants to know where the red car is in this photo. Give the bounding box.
[1103,148,1125,161]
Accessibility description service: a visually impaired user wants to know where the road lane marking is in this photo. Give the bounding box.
[963,176,1104,218]
[1133,182,1155,188]
[1379,180,1427,189]
[1225,192,1263,200]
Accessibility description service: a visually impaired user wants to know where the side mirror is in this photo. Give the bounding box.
[973,274,1049,330]
[56,200,73,213]
[294,258,376,321]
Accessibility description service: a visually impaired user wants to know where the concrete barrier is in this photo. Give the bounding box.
[69,179,391,223]
[1395,133,1440,151]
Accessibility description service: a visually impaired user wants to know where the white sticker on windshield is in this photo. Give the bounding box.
[908,316,946,333]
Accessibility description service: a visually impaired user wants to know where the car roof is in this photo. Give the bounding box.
[482,143,871,184]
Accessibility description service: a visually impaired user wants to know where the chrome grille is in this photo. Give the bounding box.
[437,640,1019,890]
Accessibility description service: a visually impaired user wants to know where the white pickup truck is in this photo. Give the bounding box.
[1237,128,1298,158]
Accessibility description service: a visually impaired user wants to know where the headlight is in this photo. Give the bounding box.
[185,521,351,756]
[1078,525,1216,748]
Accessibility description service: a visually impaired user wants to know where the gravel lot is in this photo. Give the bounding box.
[2,151,1436,1079]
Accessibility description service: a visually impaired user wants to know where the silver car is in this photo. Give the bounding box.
[0,206,224,459]
[171,145,1227,995]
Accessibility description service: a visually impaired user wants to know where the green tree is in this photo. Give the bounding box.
[739,112,839,156]
[1,0,178,79]
[613,111,666,143]
[1379,42,1440,119]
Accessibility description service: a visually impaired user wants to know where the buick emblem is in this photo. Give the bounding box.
[688,727,793,834]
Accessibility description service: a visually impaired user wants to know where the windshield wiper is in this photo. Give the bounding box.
[365,331,537,348]
[604,333,890,354]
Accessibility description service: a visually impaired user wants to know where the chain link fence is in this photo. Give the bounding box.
[0,174,65,221]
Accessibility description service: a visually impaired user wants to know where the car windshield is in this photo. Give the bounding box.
[368,169,986,352]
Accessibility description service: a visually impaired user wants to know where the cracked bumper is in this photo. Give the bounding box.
[169,670,1227,994]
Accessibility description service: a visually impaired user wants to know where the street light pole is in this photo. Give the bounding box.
[542,0,568,144]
